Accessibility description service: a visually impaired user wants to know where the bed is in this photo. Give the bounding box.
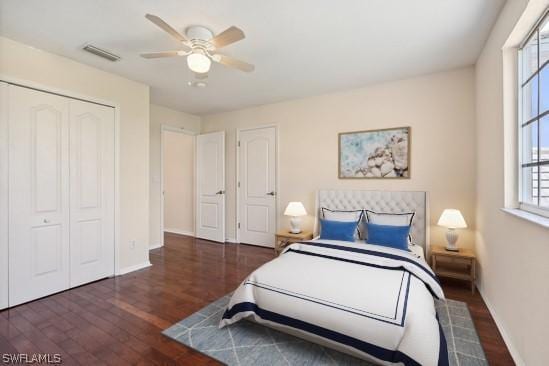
[220,190,448,366]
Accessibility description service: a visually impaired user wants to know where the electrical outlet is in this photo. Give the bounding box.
[130,240,136,250]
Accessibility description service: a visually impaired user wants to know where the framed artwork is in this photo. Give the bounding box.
[338,127,410,179]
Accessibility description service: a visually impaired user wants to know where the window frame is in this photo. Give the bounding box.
[518,9,549,218]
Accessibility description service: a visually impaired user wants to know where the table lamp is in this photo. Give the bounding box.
[437,209,467,252]
[284,202,307,234]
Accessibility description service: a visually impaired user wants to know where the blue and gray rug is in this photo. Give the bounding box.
[163,295,487,366]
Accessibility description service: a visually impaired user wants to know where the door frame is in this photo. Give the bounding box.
[0,75,122,275]
[0,82,8,309]
[235,125,279,245]
[159,124,197,247]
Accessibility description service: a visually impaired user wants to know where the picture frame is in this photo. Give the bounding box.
[338,126,410,179]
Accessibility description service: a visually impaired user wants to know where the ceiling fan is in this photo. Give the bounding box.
[140,14,254,80]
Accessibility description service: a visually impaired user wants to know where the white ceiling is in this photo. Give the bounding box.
[0,0,505,115]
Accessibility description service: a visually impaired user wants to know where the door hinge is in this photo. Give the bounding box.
[237,141,240,147]
[238,181,240,188]
[238,223,241,229]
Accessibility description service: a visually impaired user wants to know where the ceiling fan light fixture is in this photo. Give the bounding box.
[187,52,211,73]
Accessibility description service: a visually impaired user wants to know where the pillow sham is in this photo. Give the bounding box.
[364,210,415,226]
[321,208,364,239]
[319,219,358,242]
[364,210,415,244]
[366,223,410,251]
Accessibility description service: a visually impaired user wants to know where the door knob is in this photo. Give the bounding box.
[266,191,276,196]
[216,190,225,195]
[43,219,50,223]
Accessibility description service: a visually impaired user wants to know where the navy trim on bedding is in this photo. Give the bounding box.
[222,302,422,366]
[286,247,442,300]
[298,241,439,285]
[400,273,412,326]
[436,313,450,366]
[244,273,410,326]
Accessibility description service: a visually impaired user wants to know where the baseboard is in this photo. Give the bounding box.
[164,228,195,237]
[117,261,152,276]
[477,285,525,366]
[225,237,239,243]
[149,243,163,250]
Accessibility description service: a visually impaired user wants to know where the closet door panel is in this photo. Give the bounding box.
[0,82,8,310]
[69,100,115,287]
[8,85,70,306]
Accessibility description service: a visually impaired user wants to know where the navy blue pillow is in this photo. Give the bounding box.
[319,219,358,242]
[366,223,410,251]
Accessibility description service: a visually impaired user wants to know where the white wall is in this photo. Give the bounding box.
[202,67,477,247]
[475,1,549,365]
[0,36,150,272]
[149,104,200,248]
[163,131,195,236]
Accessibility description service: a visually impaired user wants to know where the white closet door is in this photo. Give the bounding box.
[69,100,115,287]
[238,127,277,247]
[8,85,70,306]
[196,131,225,242]
[0,82,8,310]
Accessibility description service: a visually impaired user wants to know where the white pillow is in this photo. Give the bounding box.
[321,208,363,239]
[365,210,414,226]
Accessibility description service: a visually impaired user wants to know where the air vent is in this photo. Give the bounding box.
[82,44,120,62]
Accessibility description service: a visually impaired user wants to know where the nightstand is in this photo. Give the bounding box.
[431,245,476,293]
[275,230,313,256]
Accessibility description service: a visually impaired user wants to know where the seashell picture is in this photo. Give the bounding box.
[338,127,410,179]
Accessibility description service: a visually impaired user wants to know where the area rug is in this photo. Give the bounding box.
[163,294,487,365]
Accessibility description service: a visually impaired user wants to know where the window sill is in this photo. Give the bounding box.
[500,208,549,229]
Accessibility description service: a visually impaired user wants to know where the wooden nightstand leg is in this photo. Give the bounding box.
[471,260,476,294]
[274,238,281,256]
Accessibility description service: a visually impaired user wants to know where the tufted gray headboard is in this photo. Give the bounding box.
[313,190,429,252]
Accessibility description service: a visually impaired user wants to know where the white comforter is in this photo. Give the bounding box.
[219,240,448,366]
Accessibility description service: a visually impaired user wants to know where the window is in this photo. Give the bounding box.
[519,10,549,216]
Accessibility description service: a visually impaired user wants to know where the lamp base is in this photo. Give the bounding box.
[289,216,302,234]
[444,228,459,252]
[445,246,459,252]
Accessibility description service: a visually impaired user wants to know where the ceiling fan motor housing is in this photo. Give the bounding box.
[185,25,214,42]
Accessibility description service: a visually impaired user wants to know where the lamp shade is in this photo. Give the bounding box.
[284,202,307,217]
[437,209,467,229]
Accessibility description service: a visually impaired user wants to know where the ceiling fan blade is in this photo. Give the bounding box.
[194,72,208,80]
[210,26,245,48]
[212,54,254,72]
[140,50,183,59]
[145,14,192,51]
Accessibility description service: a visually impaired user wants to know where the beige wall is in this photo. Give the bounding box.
[162,131,195,235]
[475,1,549,365]
[202,67,477,247]
[0,36,150,271]
[149,104,200,247]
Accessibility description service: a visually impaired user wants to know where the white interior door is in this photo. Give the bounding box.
[0,82,8,310]
[238,127,277,247]
[8,85,70,306]
[69,99,115,287]
[196,131,225,242]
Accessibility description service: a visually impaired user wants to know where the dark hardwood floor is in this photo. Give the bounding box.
[440,278,514,366]
[0,234,514,365]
